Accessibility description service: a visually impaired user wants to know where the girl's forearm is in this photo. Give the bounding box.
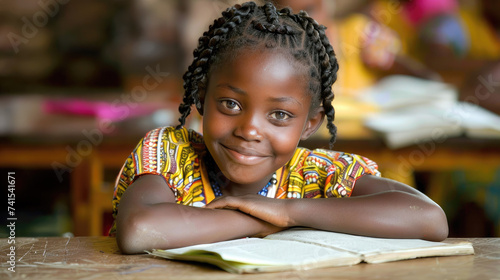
[286,191,448,241]
[116,203,280,254]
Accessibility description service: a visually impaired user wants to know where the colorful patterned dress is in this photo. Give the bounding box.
[109,126,381,236]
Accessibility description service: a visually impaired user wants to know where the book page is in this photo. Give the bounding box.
[151,229,473,272]
[161,237,360,266]
[265,228,469,256]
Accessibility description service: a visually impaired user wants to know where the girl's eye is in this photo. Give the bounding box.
[270,111,291,120]
[220,100,241,111]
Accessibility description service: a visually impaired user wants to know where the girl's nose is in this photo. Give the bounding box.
[233,114,264,142]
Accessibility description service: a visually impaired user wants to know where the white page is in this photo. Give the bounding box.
[265,228,447,255]
[163,237,360,266]
[358,75,458,110]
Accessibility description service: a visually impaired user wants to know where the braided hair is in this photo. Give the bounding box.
[177,1,339,147]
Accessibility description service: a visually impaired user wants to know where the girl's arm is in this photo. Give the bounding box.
[206,175,449,241]
[116,174,284,254]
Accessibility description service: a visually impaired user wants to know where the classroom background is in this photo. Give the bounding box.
[1,0,499,238]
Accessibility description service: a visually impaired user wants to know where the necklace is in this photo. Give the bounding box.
[257,173,278,197]
[209,171,277,197]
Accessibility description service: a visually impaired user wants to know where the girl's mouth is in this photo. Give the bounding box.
[221,144,270,165]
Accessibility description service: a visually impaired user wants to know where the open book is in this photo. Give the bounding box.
[149,228,474,274]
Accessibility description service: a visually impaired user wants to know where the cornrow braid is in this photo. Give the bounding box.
[252,20,297,35]
[289,10,339,148]
[177,1,339,147]
[263,1,279,24]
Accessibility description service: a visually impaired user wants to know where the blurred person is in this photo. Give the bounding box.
[371,0,500,112]
[272,0,439,97]
[416,0,500,114]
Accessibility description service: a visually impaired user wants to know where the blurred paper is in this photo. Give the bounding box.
[361,75,500,148]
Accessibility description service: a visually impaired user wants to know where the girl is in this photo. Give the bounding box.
[111,2,448,254]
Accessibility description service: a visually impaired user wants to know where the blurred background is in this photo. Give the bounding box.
[0,0,499,238]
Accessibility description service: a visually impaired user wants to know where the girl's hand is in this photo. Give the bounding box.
[205,195,292,228]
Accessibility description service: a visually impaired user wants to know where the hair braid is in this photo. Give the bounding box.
[289,11,338,147]
[263,2,279,24]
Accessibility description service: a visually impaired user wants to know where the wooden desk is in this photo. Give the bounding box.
[1,237,499,279]
[305,137,500,186]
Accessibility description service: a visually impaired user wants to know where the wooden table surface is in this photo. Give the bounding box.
[1,237,499,279]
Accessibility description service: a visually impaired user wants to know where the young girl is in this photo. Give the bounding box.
[111,2,448,254]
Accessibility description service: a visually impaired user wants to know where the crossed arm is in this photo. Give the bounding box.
[116,174,448,254]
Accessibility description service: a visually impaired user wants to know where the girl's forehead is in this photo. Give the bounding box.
[212,47,308,82]
[213,47,308,76]
[207,47,312,104]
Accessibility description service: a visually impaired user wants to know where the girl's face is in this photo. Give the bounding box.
[202,48,324,190]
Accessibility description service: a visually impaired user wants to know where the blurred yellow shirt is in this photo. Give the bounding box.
[330,13,401,97]
[459,7,500,59]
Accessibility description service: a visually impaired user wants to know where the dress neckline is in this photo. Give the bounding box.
[204,153,277,197]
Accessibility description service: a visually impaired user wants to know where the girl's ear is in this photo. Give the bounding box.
[301,107,325,140]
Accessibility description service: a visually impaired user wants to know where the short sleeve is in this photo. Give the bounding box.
[109,127,168,235]
[109,126,205,236]
[322,150,380,198]
[283,148,381,200]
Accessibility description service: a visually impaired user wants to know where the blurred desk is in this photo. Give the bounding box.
[309,135,500,236]
[0,140,137,237]
[305,136,500,185]
[2,134,500,236]
[1,236,499,279]
[0,92,178,236]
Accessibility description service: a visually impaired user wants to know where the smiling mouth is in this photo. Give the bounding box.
[221,144,269,164]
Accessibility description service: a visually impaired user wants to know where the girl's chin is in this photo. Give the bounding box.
[219,167,273,186]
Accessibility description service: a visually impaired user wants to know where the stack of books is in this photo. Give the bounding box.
[360,75,500,149]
